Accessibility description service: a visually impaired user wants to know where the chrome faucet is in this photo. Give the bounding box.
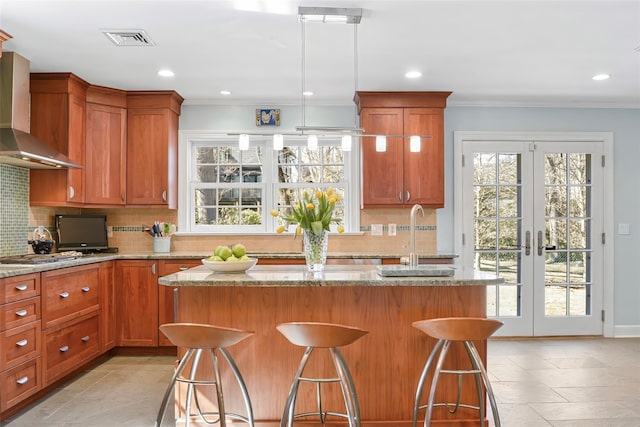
[409,204,424,267]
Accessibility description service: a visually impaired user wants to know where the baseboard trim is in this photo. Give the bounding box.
[613,324,640,337]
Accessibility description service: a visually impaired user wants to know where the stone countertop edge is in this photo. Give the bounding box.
[0,252,457,279]
[157,265,503,287]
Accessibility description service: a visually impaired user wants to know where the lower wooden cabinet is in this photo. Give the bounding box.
[42,313,100,385]
[0,357,41,412]
[157,259,201,346]
[115,260,159,347]
[99,261,116,351]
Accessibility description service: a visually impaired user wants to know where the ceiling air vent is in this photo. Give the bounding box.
[101,29,155,47]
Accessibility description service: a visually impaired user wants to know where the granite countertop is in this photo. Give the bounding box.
[0,252,457,279]
[157,264,503,287]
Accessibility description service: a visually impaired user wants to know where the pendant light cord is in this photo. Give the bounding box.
[301,18,306,130]
[353,21,358,130]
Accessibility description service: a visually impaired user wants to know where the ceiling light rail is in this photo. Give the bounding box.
[298,7,362,24]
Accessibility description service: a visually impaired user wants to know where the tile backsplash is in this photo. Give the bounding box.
[0,164,29,256]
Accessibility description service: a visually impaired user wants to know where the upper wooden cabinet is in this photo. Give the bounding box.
[30,73,89,206]
[126,91,183,209]
[85,86,127,205]
[355,92,451,208]
[0,30,12,56]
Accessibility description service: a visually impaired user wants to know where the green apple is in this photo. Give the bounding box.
[239,255,250,261]
[214,245,226,257]
[226,254,239,262]
[218,246,233,261]
[232,243,246,258]
[208,255,224,262]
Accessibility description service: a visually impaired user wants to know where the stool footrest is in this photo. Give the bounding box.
[299,376,341,383]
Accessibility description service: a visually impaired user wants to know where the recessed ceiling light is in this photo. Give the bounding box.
[303,91,314,96]
[405,71,422,79]
[220,90,231,95]
[157,69,174,77]
[592,74,610,81]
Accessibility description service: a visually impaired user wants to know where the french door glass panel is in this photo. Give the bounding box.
[463,140,603,336]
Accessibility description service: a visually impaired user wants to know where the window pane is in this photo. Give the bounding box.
[545,153,567,184]
[473,153,496,184]
[498,186,518,218]
[498,154,519,184]
[474,220,497,250]
[474,186,496,217]
[194,165,219,183]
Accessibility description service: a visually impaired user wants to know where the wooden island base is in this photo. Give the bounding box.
[174,284,488,426]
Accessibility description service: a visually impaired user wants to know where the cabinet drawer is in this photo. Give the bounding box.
[0,357,42,412]
[43,314,99,385]
[1,297,41,331]
[42,265,100,328]
[0,321,41,371]
[0,274,40,304]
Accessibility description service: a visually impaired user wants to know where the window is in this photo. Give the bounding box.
[178,133,359,234]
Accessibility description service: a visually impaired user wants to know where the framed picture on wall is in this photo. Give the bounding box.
[256,109,280,126]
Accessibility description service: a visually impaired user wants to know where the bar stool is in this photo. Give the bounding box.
[277,322,368,427]
[155,323,255,427]
[412,317,503,427]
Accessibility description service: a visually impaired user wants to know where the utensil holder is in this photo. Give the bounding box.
[153,237,171,253]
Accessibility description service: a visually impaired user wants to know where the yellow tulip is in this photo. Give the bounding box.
[276,225,286,233]
[296,227,303,235]
[337,225,345,234]
[329,197,337,205]
[327,188,334,196]
[270,209,279,217]
[315,190,323,199]
[306,203,314,210]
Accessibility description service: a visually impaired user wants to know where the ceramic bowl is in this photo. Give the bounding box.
[201,258,258,273]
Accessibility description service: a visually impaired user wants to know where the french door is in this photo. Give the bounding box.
[457,133,608,336]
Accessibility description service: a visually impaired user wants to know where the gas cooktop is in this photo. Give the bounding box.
[0,251,84,265]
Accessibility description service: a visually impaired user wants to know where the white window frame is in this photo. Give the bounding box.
[177,131,360,235]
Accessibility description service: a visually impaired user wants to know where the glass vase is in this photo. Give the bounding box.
[303,229,328,272]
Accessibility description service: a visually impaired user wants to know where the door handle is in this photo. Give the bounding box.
[524,231,531,256]
[537,231,544,256]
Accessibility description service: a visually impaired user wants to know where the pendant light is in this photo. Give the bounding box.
[409,135,421,152]
[307,135,318,150]
[341,135,352,151]
[376,135,386,152]
[273,134,284,150]
[238,134,250,150]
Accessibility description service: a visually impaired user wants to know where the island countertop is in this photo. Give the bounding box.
[157,264,503,287]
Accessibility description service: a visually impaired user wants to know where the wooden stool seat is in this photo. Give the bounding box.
[159,322,253,349]
[155,323,255,427]
[412,317,503,427]
[412,317,503,342]
[277,322,368,348]
[278,322,368,427]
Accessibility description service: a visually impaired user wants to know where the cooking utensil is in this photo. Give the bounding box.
[28,225,55,254]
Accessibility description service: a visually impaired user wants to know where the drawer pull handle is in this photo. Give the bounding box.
[60,292,70,298]
[59,345,69,352]
[15,284,28,291]
[179,266,189,271]
[16,376,29,385]
[16,339,28,347]
[15,309,28,317]
[82,287,90,292]
[81,336,90,342]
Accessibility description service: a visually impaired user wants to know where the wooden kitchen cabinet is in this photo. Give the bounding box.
[0,273,42,412]
[30,73,89,206]
[99,261,115,352]
[126,91,183,208]
[355,92,450,208]
[84,86,127,205]
[114,260,159,347]
[157,259,201,346]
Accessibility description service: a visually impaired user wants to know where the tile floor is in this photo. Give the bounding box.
[2,337,640,427]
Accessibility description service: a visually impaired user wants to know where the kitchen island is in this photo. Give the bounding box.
[158,264,503,427]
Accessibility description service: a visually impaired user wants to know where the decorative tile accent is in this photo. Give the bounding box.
[0,165,30,256]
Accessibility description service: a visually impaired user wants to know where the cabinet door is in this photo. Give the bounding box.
[85,103,127,205]
[115,260,158,347]
[360,108,405,206]
[30,92,86,205]
[157,260,201,346]
[403,108,445,207]
[99,261,116,351]
[127,109,173,206]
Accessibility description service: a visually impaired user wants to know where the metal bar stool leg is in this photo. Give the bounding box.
[330,347,361,427]
[462,341,485,427]
[212,348,227,427]
[155,348,195,427]
[185,349,204,427]
[425,340,452,427]
[220,347,255,426]
[466,341,501,427]
[412,339,445,427]
[281,347,314,427]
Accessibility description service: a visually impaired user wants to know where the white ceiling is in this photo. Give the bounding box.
[1,0,639,108]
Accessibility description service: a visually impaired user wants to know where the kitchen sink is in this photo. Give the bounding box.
[376,265,455,277]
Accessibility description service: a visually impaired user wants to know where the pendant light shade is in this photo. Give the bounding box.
[409,135,421,152]
[341,135,352,151]
[307,135,318,150]
[375,135,386,152]
[239,134,250,150]
[273,134,284,150]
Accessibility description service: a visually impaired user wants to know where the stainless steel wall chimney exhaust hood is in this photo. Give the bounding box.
[0,52,82,169]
